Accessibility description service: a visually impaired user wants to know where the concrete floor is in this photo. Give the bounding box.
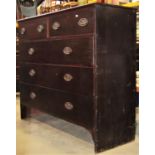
[16,95,139,155]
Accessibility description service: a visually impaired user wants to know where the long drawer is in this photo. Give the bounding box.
[20,84,94,128]
[19,37,94,66]
[20,64,93,95]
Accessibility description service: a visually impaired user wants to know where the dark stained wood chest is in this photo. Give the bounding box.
[18,3,136,153]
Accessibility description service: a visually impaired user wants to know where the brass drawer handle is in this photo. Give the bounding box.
[37,24,44,33]
[20,27,26,35]
[29,69,36,77]
[78,18,88,27]
[63,47,72,55]
[52,22,61,30]
[30,92,36,100]
[28,48,35,55]
[63,73,73,82]
[64,102,74,110]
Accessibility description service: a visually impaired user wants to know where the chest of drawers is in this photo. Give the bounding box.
[18,3,136,153]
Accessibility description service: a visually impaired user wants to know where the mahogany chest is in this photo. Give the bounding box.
[18,3,136,153]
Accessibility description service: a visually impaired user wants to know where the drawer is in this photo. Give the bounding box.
[20,84,94,128]
[18,17,47,40]
[20,64,93,95]
[19,37,93,66]
[49,6,94,36]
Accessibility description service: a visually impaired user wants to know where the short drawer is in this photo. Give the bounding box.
[19,37,93,66]
[20,64,93,95]
[20,84,94,128]
[18,17,47,40]
[49,6,94,36]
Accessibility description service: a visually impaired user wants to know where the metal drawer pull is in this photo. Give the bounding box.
[64,102,74,110]
[30,92,36,100]
[28,48,35,55]
[37,24,44,32]
[52,22,60,30]
[63,73,73,82]
[29,69,36,77]
[78,18,88,27]
[63,47,72,55]
[20,27,26,35]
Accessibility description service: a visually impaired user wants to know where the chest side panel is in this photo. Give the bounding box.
[94,5,137,152]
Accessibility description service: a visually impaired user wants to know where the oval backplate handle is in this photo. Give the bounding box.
[63,47,72,55]
[29,69,36,77]
[37,24,44,33]
[64,102,74,110]
[63,73,73,82]
[28,48,35,55]
[30,92,36,100]
[78,18,88,27]
[52,22,61,30]
[20,27,26,35]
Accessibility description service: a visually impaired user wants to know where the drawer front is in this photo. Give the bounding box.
[18,17,47,40]
[20,84,94,128]
[20,64,93,95]
[49,7,94,36]
[19,37,93,66]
